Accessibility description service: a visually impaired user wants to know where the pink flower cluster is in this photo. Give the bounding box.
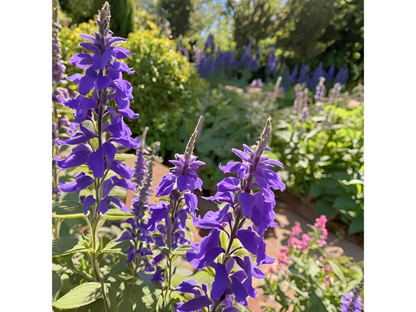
[276,246,292,271]
[288,222,312,250]
[314,216,328,247]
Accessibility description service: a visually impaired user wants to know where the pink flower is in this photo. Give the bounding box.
[323,274,331,287]
[291,222,303,236]
[322,264,332,272]
[317,239,327,247]
[314,215,327,229]
[300,233,312,250]
[320,228,328,240]
[277,246,292,271]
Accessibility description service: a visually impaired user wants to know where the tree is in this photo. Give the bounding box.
[274,0,364,84]
[157,0,193,38]
[226,0,281,50]
[91,0,135,38]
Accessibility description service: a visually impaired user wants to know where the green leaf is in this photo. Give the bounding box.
[288,267,305,281]
[99,239,131,255]
[316,199,336,218]
[53,271,62,302]
[52,201,85,219]
[75,299,105,312]
[114,153,137,161]
[172,273,187,288]
[309,183,324,197]
[52,282,102,309]
[327,260,347,287]
[190,269,215,285]
[304,292,328,312]
[52,237,89,257]
[220,230,228,250]
[305,258,320,278]
[172,243,193,256]
[117,298,133,312]
[103,209,135,220]
[347,216,364,235]
[319,178,339,189]
[333,195,356,210]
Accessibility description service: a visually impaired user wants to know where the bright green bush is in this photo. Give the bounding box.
[123,22,208,159]
[59,21,207,160]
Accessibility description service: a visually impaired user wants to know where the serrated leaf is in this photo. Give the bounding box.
[52,237,89,257]
[99,239,131,255]
[103,209,135,220]
[348,216,364,235]
[52,282,102,309]
[53,201,85,219]
[172,243,193,256]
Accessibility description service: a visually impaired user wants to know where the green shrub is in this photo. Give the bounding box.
[195,86,270,190]
[124,22,208,159]
[269,101,364,234]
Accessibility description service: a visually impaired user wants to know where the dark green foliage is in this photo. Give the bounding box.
[275,0,364,85]
[59,0,94,25]
[157,0,193,38]
[92,0,135,38]
[226,0,281,50]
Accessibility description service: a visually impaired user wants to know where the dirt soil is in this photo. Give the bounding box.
[122,158,364,311]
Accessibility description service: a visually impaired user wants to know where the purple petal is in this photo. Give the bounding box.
[67,73,84,83]
[88,146,105,178]
[111,160,135,179]
[78,75,96,95]
[176,296,213,312]
[211,263,230,300]
[83,195,96,215]
[79,42,100,54]
[156,174,176,197]
[92,54,109,70]
[184,193,198,213]
[95,76,111,90]
[113,47,130,59]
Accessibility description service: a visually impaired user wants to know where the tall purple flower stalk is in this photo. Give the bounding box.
[340,288,363,312]
[240,39,259,70]
[141,117,205,305]
[117,139,160,273]
[175,117,285,312]
[297,64,310,85]
[53,3,141,309]
[52,1,70,204]
[326,63,336,83]
[335,66,349,85]
[308,62,326,89]
[265,47,278,74]
[56,3,139,217]
[288,65,299,85]
[314,77,326,101]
